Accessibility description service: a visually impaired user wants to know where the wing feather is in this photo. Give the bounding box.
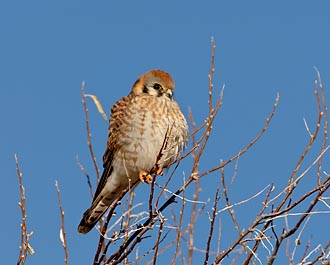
[92,94,133,201]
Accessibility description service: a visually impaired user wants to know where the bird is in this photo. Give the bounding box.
[78,69,188,234]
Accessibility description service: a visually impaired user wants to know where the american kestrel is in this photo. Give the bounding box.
[78,69,188,234]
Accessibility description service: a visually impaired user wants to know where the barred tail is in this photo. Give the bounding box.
[77,194,116,234]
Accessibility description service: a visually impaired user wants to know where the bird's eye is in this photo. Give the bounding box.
[153,83,161,90]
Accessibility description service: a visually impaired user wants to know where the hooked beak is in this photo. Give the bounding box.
[165,88,173,99]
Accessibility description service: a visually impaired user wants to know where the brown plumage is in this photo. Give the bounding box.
[78,69,187,234]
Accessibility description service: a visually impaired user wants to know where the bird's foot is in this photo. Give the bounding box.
[139,167,164,184]
[154,166,163,176]
[139,170,153,184]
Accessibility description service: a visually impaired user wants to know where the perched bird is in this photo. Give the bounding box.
[78,69,188,234]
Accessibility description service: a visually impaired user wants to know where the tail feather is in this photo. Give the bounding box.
[77,194,116,234]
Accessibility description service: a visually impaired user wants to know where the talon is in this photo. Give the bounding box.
[155,166,163,176]
[139,170,153,184]
[145,174,153,184]
[139,170,148,183]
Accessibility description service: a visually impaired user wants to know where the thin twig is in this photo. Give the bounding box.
[55,180,69,265]
[204,181,220,265]
[152,215,165,265]
[314,67,328,186]
[76,156,94,198]
[81,81,100,183]
[15,154,34,265]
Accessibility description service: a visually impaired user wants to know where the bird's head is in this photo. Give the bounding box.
[132,69,175,99]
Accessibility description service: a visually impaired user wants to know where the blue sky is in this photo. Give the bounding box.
[1,1,330,264]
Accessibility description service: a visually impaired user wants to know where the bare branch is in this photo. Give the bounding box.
[204,181,220,265]
[55,180,69,265]
[81,81,100,183]
[15,154,34,265]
